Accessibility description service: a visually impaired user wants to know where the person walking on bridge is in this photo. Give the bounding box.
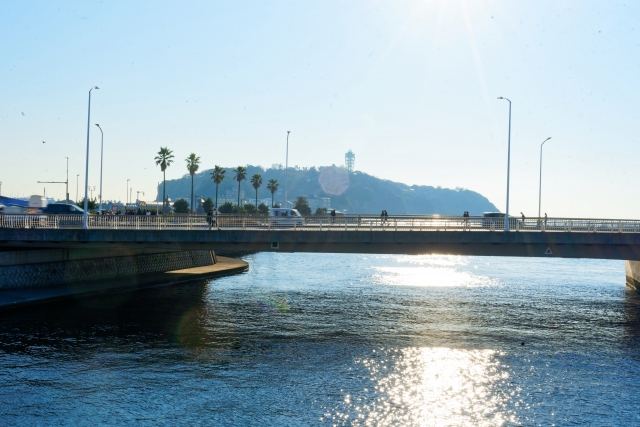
[207,209,214,230]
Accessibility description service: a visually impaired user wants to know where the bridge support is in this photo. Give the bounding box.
[0,248,217,290]
[625,261,640,292]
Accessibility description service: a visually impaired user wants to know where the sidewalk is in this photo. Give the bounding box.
[0,256,248,310]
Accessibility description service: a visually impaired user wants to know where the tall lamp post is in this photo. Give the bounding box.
[95,124,104,214]
[65,157,69,202]
[0,181,2,196]
[126,179,130,205]
[497,96,512,232]
[76,174,80,202]
[82,86,99,229]
[538,137,552,219]
[285,131,290,207]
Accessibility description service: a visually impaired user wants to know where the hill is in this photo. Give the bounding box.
[156,166,498,215]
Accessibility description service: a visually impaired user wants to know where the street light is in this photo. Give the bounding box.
[497,96,512,232]
[95,124,104,214]
[538,137,552,219]
[65,157,69,202]
[285,131,290,207]
[83,86,99,229]
[126,178,130,205]
[76,174,80,202]
[89,186,96,200]
[136,191,144,203]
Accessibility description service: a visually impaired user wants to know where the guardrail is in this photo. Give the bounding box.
[2,213,640,233]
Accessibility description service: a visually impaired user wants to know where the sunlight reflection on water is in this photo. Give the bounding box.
[327,347,520,427]
[373,255,498,288]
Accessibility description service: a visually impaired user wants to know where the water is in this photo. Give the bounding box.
[1,253,639,426]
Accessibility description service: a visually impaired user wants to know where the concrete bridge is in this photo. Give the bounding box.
[2,214,640,260]
[2,214,640,295]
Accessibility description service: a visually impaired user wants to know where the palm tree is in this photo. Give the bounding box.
[250,173,263,210]
[185,153,201,213]
[210,165,226,208]
[155,147,174,213]
[267,179,279,207]
[233,166,247,208]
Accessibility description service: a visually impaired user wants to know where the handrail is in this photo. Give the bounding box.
[2,213,640,233]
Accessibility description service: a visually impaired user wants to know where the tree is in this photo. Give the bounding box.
[218,201,234,213]
[273,203,280,208]
[258,203,269,214]
[233,166,247,207]
[294,196,311,215]
[203,197,214,212]
[155,147,174,213]
[244,203,257,214]
[210,165,226,208]
[185,153,201,213]
[315,207,327,215]
[250,173,263,209]
[173,198,189,213]
[267,178,279,208]
[77,197,98,211]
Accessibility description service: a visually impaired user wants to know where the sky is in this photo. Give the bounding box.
[1,0,639,218]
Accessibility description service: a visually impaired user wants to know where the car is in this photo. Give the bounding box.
[482,212,521,229]
[42,203,86,215]
[268,208,304,227]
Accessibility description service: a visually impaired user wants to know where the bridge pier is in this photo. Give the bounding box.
[0,248,218,291]
[625,261,640,292]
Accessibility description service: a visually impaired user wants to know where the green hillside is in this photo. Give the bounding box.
[156,165,498,215]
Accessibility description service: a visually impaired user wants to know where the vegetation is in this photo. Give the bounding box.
[294,196,311,215]
[155,147,174,212]
[173,198,189,213]
[250,173,263,209]
[267,178,279,208]
[233,166,247,207]
[258,203,269,214]
[210,165,226,208]
[244,203,257,214]
[159,165,498,215]
[218,201,235,214]
[185,153,201,213]
[203,197,214,212]
[315,207,328,215]
[76,197,98,211]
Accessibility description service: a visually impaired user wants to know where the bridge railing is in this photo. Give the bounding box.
[2,213,640,233]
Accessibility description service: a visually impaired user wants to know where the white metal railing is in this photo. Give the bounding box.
[2,213,640,233]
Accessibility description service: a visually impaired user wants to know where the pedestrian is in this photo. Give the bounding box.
[521,212,525,221]
[213,207,219,230]
[358,214,362,226]
[384,210,388,224]
[331,209,336,223]
[207,208,214,230]
[544,213,548,227]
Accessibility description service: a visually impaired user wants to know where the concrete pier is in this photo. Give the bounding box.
[625,260,640,291]
[0,255,248,310]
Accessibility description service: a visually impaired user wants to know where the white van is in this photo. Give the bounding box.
[268,208,304,226]
[29,195,48,208]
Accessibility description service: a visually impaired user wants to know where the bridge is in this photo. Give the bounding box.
[3,213,640,299]
[3,214,640,260]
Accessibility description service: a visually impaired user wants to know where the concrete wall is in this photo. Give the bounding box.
[625,260,640,291]
[0,250,216,290]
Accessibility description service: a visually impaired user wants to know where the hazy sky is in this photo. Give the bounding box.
[1,1,638,218]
